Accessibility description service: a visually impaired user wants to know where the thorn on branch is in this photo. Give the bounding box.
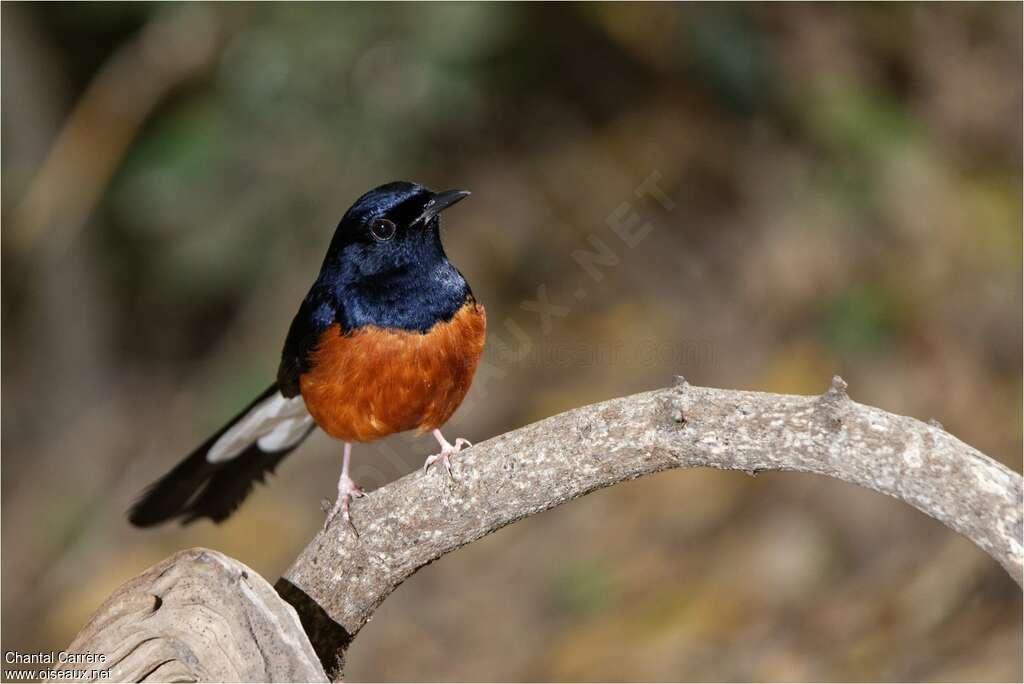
[660,382,689,425]
[817,375,850,427]
[826,375,849,400]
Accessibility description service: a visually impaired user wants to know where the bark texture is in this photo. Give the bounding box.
[278,378,1023,676]
[50,548,326,682]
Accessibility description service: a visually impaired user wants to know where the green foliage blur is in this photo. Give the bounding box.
[2,3,1021,681]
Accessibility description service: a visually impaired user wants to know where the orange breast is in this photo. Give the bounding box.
[299,301,486,443]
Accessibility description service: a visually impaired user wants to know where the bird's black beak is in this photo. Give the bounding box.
[415,189,471,225]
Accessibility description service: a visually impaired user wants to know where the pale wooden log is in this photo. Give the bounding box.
[50,548,326,683]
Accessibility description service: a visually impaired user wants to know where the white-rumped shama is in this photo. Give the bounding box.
[129,181,485,534]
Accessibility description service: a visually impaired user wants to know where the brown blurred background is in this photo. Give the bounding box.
[2,3,1022,681]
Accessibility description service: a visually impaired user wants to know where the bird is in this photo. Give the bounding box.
[128,181,485,534]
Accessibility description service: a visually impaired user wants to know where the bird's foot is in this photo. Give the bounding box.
[324,475,365,536]
[423,433,472,477]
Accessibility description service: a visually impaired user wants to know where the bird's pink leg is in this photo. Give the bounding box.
[422,428,472,477]
[325,442,364,535]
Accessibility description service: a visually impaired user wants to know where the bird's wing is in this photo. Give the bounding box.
[277,287,342,397]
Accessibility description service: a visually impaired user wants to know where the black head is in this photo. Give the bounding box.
[276,180,473,392]
[324,181,470,280]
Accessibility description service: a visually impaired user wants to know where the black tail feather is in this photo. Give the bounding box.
[180,429,312,524]
[129,383,311,527]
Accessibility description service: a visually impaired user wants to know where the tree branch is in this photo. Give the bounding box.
[277,377,1024,677]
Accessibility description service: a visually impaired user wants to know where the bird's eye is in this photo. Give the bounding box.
[369,218,397,242]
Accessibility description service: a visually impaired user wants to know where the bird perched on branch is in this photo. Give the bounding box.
[129,182,485,534]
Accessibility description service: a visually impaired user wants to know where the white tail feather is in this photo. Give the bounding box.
[208,392,311,463]
[258,415,314,452]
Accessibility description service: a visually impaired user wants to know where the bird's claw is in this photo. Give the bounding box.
[423,437,472,477]
[324,476,364,536]
[422,451,453,477]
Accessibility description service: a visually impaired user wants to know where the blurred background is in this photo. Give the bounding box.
[2,3,1021,681]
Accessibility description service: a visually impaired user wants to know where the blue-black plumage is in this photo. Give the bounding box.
[129,181,483,531]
